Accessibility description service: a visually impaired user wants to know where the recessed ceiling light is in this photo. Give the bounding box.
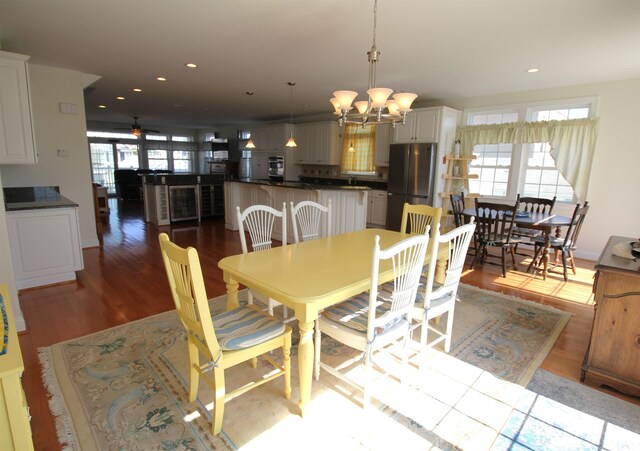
[527,68,539,73]
[185,63,197,68]
[133,88,142,92]
[157,77,167,81]
[98,105,107,109]
[116,96,125,100]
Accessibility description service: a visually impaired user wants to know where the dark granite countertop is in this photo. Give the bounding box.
[230,179,371,191]
[3,186,78,211]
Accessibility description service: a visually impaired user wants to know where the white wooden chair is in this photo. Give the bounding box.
[290,199,331,243]
[314,232,430,407]
[236,203,289,318]
[158,233,292,435]
[411,220,476,365]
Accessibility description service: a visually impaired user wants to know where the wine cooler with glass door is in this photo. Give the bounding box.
[169,185,200,222]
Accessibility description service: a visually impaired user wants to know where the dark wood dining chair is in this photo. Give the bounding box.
[449,192,466,228]
[513,195,556,257]
[470,199,520,277]
[450,192,476,256]
[527,202,590,281]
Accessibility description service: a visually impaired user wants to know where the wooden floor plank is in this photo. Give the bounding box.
[16,199,638,450]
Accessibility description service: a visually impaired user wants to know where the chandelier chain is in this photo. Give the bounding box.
[372,0,377,48]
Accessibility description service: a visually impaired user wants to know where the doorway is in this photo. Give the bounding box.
[89,142,140,195]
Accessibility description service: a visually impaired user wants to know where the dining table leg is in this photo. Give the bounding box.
[297,319,315,417]
[223,272,240,310]
[542,230,550,281]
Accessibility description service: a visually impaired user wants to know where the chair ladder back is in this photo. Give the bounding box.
[441,221,476,291]
[475,200,517,243]
[563,202,589,248]
[369,232,430,340]
[159,233,222,358]
[518,196,556,215]
[450,193,466,227]
[237,203,287,252]
[290,200,331,243]
[400,203,442,235]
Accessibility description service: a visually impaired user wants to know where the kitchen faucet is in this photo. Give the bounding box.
[347,175,357,186]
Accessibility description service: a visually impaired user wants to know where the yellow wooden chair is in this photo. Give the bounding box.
[400,203,442,236]
[159,233,292,435]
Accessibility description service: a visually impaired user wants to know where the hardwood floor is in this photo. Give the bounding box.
[16,199,638,450]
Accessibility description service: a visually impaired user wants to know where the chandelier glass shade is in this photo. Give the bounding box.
[131,128,142,137]
[330,0,417,127]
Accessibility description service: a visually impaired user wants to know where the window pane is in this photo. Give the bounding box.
[116,143,139,169]
[146,135,168,141]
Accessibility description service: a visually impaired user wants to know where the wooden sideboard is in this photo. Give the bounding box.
[0,284,35,450]
[581,236,640,396]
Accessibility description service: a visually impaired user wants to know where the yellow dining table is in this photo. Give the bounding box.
[218,228,448,416]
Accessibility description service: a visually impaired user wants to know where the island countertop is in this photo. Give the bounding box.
[230,178,371,190]
[3,186,78,211]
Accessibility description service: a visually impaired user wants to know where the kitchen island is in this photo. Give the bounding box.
[224,179,370,241]
[3,186,83,289]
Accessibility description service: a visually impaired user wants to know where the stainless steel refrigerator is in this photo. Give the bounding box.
[386,143,438,231]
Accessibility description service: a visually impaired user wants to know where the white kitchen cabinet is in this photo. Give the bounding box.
[143,184,170,226]
[294,124,312,164]
[224,181,367,240]
[373,123,392,167]
[251,152,269,179]
[249,124,293,152]
[367,190,388,227]
[0,51,37,165]
[7,207,84,289]
[392,108,440,144]
[294,122,341,165]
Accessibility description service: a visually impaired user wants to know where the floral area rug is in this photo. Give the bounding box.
[39,285,570,450]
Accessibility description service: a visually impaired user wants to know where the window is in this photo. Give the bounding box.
[340,124,376,174]
[464,98,596,202]
[172,150,193,173]
[521,107,589,202]
[147,149,169,170]
[468,112,518,197]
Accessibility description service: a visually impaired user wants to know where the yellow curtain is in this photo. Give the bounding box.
[340,124,376,173]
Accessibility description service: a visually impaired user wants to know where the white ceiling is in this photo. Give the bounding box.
[1,0,639,130]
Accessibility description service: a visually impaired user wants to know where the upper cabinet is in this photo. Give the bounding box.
[373,123,392,167]
[293,121,341,165]
[249,124,293,152]
[0,51,37,164]
[391,108,440,144]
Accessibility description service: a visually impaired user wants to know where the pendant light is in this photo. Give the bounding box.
[244,91,256,149]
[285,82,297,148]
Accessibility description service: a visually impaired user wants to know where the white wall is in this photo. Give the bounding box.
[0,64,98,248]
[436,78,640,260]
[0,172,24,330]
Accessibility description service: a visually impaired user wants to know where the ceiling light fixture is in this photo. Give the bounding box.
[331,0,417,128]
[527,68,539,73]
[185,63,197,68]
[116,96,125,100]
[285,82,297,148]
[133,88,142,92]
[157,77,167,81]
[132,128,142,137]
[98,104,106,109]
[245,91,256,149]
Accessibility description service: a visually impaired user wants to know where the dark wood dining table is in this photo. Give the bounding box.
[463,207,573,280]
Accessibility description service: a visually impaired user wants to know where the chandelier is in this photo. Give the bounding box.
[330,0,417,127]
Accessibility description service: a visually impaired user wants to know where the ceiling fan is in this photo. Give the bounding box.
[115,116,160,136]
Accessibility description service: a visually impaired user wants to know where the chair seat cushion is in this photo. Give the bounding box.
[322,293,400,333]
[512,227,542,238]
[532,236,569,248]
[212,306,285,351]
